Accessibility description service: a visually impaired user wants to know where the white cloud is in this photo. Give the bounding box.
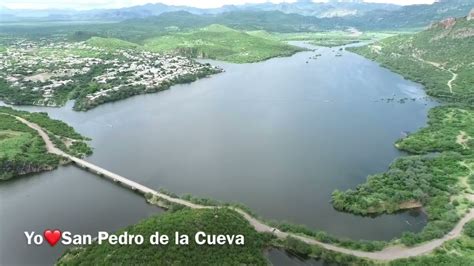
[2,0,437,10]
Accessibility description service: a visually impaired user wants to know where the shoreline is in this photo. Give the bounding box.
[10,114,474,262]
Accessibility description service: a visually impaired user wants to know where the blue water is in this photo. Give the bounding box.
[0,43,436,265]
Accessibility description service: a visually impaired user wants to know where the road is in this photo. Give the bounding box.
[411,52,457,94]
[14,114,474,262]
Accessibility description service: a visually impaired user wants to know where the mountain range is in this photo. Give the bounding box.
[1,0,473,31]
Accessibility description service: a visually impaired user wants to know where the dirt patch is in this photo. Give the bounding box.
[24,72,53,82]
[456,131,472,149]
[371,45,382,54]
[398,200,423,210]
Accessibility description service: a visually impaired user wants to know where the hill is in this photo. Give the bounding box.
[350,15,474,104]
[142,24,305,63]
[333,14,474,247]
[57,208,271,265]
[1,0,472,32]
[85,37,140,50]
[346,0,474,30]
[0,106,91,181]
[0,1,400,21]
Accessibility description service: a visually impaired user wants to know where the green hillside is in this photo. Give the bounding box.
[143,24,305,63]
[57,208,271,265]
[350,16,474,104]
[0,106,91,181]
[333,15,474,247]
[86,36,140,50]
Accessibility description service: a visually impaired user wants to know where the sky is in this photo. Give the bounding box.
[2,0,438,10]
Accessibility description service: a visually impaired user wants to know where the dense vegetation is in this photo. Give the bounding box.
[57,208,272,265]
[0,106,88,140]
[0,106,92,180]
[85,36,140,50]
[333,15,474,248]
[396,106,474,154]
[142,25,304,63]
[71,63,220,111]
[350,17,474,104]
[0,113,60,180]
[274,237,370,265]
[82,25,304,63]
[332,105,474,247]
[390,220,474,265]
[2,0,472,38]
[3,6,473,265]
[0,39,221,111]
[0,78,44,106]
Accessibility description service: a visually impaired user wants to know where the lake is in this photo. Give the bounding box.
[0,43,435,265]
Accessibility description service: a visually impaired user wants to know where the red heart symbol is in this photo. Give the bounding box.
[44,229,61,246]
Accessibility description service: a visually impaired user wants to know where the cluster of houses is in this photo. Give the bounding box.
[0,40,220,107]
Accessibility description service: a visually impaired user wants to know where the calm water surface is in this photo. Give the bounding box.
[1,44,435,265]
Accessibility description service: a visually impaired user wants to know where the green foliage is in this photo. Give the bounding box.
[0,107,92,180]
[332,132,473,246]
[86,36,140,50]
[331,105,474,247]
[0,78,43,105]
[71,65,219,111]
[143,24,304,63]
[350,18,474,104]
[158,190,388,252]
[397,106,474,154]
[464,221,474,238]
[332,16,474,250]
[332,153,464,215]
[271,221,387,252]
[283,237,312,256]
[0,106,87,140]
[0,114,60,180]
[68,140,93,157]
[391,221,474,265]
[57,208,271,265]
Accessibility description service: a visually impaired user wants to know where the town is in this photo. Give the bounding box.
[0,40,221,110]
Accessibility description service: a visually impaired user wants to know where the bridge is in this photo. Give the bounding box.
[66,154,205,209]
[13,114,474,261]
[13,116,205,209]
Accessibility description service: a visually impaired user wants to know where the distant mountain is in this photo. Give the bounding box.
[1,0,472,31]
[227,0,400,18]
[121,0,473,34]
[123,11,327,34]
[0,0,400,21]
[344,0,474,29]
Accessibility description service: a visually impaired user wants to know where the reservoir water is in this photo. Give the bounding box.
[1,44,436,265]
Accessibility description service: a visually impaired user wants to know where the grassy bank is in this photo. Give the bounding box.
[391,220,474,265]
[0,106,92,180]
[277,31,398,47]
[333,15,474,247]
[142,25,305,63]
[57,208,273,265]
[349,18,474,104]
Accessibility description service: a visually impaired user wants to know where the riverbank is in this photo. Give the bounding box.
[12,114,473,264]
[0,106,91,181]
[1,41,435,265]
[334,16,474,249]
[48,31,472,264]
